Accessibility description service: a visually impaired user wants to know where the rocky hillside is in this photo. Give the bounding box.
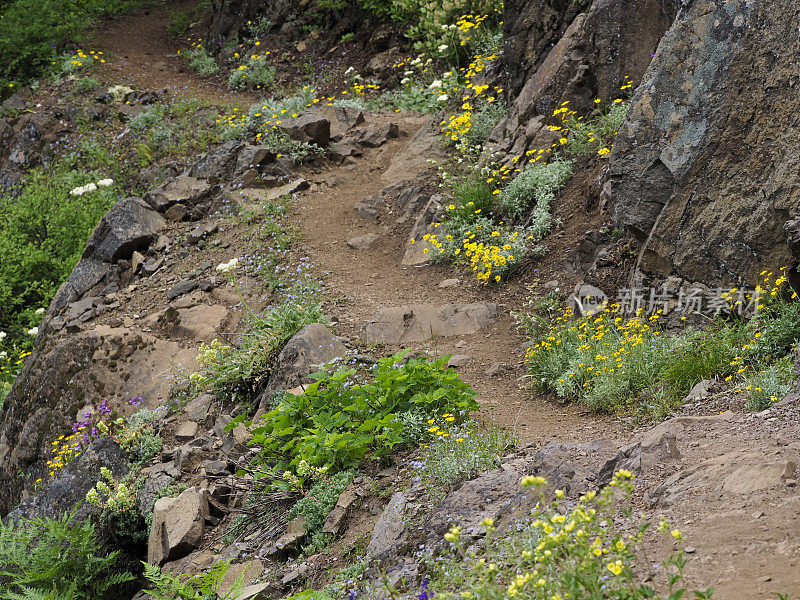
[0,0,798,599]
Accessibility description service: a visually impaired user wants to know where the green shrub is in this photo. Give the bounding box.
[143,560,243,600]
[0,167,117,335]
[183,46,219,77]
[0,508,135,599]
[228,55,276,91]
[245,350,479,487]
[167,9,190,38]
[498,157,573,224]
[521,271,800,416]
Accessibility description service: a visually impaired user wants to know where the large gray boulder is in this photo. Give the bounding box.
[82,197,165,263]
[607,0,800,286]
[279,113,331,147]
[148,487,208,565]
[490,0,679,161]
[144,175,214,215]
[259,323,347,408]
[6,437,128,522]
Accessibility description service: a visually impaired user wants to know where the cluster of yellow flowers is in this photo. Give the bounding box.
[432,470,691,600]
[441,49,503,144]
[415,217,522,283]
[352,81,381,96]
[0,348,29,377]
[426,412,465,441]
[525,304,660,388]
[48,433,83,478]
[463,231,517,283]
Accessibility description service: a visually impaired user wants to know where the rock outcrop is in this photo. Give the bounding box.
[491,0,679,162]
[606,0,800,286]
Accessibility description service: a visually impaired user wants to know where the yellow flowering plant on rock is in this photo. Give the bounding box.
[425,470,714,600]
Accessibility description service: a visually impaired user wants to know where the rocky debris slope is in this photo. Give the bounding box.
[0,99,435,515]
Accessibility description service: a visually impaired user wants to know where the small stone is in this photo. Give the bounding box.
[447,355,472,368]
[131,251,145,274]
[175,421,199,442]
[438,278,460,288]
[147,487,207,565]
[167,279,198,300]
[485,362,508,377]
[347,233,381,250]
[204,460,230,477]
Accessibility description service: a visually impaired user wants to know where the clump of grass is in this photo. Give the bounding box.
[565,99,629,156]
[193,282,326,401]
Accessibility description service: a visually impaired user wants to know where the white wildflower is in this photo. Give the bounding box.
[0,331,6,341]
[438,44,449,53]
[96,178,114,187]
[70,185,86,196]
[403,70,414,76]
[84,183,97,193]
[429,80,442,89]
[35,307,45,315]
[215,258,239,274]
[437,94,448,102]
[27,327,38,336]
[400,77,411,85]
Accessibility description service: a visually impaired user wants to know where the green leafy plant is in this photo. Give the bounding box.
[228,54,276,91]
[498,157,573,224]
[423,471,714,600]
[288,470,354,552]
[245,350,479,488]
[182,46,219,77]
[142,560,244,600]
[0,167,118,335]
[0,508,134,599]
